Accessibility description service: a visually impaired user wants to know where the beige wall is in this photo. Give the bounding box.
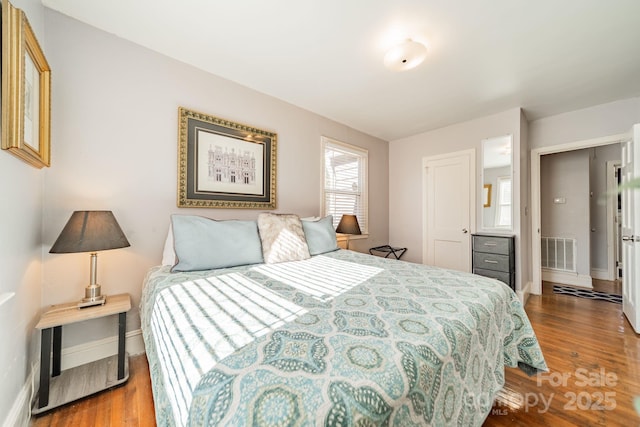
[529,97,640,150]
[0,0,47,422]
[41,10,389,349]
[388,108,523,280]
[389,99,640,296]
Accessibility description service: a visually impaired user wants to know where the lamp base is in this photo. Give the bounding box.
[78,280,106,308]
[77,295,106,308]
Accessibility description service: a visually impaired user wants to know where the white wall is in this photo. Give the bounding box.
[0,0,47,423]
[41,10,389,349]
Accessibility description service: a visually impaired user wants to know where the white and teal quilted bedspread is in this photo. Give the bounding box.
[140,250,547,426]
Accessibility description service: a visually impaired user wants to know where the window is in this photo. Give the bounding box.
[321,137,368,234]
[495,176,512,228]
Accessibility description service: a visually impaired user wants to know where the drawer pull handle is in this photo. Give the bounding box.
[484,260,499,264]
[483,242,497,247]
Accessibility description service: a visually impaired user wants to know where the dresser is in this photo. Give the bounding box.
[472,234,515,291]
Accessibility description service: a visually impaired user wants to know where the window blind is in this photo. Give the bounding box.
[322,137,368,234]
[495,176,512,228]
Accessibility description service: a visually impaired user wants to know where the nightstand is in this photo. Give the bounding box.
[32,293,131,414]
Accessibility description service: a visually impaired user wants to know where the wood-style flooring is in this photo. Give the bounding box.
[590,278,622,296]
[31,355,155,427]
[484,281,640,426]
[31,283,640,426]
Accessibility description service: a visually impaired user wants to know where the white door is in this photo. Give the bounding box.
[423,150,475,271]
[621,124,640,333]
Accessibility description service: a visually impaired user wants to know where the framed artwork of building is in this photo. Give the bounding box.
[177,107,277,209]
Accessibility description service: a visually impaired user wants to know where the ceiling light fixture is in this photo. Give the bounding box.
[384,38,427,71]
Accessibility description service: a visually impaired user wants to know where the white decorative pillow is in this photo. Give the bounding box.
[257,213,311,264]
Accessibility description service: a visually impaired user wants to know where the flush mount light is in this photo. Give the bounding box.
[384,38,427,71]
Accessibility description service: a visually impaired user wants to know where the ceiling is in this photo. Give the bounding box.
[42,0,640,141]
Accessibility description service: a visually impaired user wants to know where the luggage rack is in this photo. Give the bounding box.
[369,245,407,260]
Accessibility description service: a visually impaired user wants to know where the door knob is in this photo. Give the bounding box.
[462,228,468,234]
[622,235,639,242]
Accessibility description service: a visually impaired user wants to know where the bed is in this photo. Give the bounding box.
[140,215,547,427]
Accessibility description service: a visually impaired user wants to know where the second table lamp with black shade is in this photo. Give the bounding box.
[49,211,130,308]
[336,214,361,250]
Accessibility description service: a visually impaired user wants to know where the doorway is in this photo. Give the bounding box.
[537,147,621,289]
[531,133,629,295]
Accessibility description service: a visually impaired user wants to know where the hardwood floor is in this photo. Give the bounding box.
[31,287,640,426]
[591,278,623,296]
[484,282,640,426]
[31,355,156,427]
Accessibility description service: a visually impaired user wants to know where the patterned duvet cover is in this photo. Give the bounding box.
[140,250,546,426]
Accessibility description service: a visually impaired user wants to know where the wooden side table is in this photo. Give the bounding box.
[32,293,131,414]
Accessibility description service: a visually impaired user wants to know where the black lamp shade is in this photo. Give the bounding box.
[335,214,362,235]
[50,211,130,254]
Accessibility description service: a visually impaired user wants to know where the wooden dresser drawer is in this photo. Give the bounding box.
[472,235,512,255]
[472,252,511,273]
[472,233,515,291]
[473,267,513,287]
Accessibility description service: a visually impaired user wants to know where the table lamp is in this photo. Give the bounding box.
[336,214,361,250]
[50,211,130,308]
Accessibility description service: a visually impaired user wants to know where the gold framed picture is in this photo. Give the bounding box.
[1,0,51,168]
[483,184,492,208]
[177,107,277,209]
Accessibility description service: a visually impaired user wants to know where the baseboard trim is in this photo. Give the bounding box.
[3,361,39,427]
[61,329,145,371]
[542,269,593,289]
[590,268,613,281]
[517,281,532,304]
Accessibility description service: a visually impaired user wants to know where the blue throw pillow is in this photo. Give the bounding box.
[170,215,264,272]
[302,215,339,256]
